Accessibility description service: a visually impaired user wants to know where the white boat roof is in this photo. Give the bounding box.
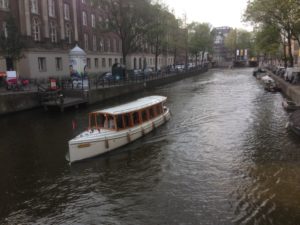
[93,95,167,115]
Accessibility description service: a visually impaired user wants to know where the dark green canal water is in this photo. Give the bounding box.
[1,68,300,225]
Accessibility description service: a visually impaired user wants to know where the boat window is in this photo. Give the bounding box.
[96,114,105,128]
[149,106,155,119]
[156,104,162,115]
[142,109,148,122]
[116,114,124,129]
[108,115,115,129]
[123,113,131,128]
[104,114,115,129]
[132,111,139,125]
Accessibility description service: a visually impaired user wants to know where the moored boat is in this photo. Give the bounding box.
[287,110,300,136]
[282,98,300,111]
[68,95,171,163]
[261,75,280,92]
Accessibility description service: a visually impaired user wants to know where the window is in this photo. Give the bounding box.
[116,39,120,52]
[84,33,89,50]
[31,0,38,14]
[32,18,40,41]
[141,110,148,122]
[94,58,98,68]
[98,16,103,28]
[132,111,140,125]
[99,39,104,52]
[64,4,70,20]
[114,58,118,63]
[38,57,46,71]
[104,39,108,52]
[105,18,109,29]
[0,0,9,9]
[87,58,91,68]
[48,0,55,17]
[91,14,95,28]
[102,58,106,67]
[65,23,72,44]
[92,35,97,51]
[107,39,111,52]
[82,11,87,26]
[109,58,112,67]
[55,57,62,71]
[2,22,7,38]
[120,58,123,64]
[110,39,114,52]
[50,21,57,43]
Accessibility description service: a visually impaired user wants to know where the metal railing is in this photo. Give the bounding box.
[0,66,208,93]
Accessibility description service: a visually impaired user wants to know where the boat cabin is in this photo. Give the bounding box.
[88,96,167,131]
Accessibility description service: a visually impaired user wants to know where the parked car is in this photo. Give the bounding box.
[143,67,154,76]
[284,67,300,83]
[175,64,185,72]
[127,69,143,79]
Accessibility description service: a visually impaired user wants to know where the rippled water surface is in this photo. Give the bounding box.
[1,68,300,225]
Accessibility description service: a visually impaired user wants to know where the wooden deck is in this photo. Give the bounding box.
[42,97,88,112]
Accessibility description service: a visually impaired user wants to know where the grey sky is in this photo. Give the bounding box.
[162,0,252,30]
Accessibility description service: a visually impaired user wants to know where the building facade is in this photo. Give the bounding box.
[0,0,173,78]
[212,26,232,66]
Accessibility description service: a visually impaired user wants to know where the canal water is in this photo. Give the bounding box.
[1,68,300,225]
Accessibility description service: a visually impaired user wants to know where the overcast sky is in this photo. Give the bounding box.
[162,0,252,30]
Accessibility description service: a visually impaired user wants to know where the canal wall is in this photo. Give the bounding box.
[269,74,300,105]
[0,91,39,115]
[86,69,208,104]
[0,69,208,115]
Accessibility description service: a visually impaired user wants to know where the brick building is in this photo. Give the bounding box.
[0,0,174,78]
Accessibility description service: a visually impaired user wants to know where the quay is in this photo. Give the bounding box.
[269,72,300,105]
[0,68,208,115]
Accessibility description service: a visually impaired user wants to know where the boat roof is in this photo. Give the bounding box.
[92,95,167,115]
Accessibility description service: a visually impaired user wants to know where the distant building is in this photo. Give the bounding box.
[0,0,174,78]
[212,26,232,66]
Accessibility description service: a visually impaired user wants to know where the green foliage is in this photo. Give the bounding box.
[254,24,281,56]
[188,23,213,54]
[243,0,300,66]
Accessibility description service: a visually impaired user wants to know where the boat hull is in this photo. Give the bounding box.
[68,109,170,163]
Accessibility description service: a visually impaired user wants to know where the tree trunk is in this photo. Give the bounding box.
[287,31,294,67]
[155,36,159,72]
[201,49,205,66]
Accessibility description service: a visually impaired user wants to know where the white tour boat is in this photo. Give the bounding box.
[68,95,171,163]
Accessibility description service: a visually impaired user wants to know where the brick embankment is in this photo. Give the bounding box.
[269,73,300,105]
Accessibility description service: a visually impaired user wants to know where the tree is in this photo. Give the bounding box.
[188,22,214,66]
[253,24,283,66]
[146,3,170,71]
[243,0,300,67]
[94,0,152,66]
[0,14,24,70]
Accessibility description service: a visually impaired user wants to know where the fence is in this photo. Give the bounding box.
[0,65,208,92]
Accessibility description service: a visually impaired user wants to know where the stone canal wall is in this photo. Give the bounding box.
[0,69,208,115]
[0,91,40,115]
[269,74,300,105]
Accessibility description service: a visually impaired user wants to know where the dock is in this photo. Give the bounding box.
[42,97,88,112]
